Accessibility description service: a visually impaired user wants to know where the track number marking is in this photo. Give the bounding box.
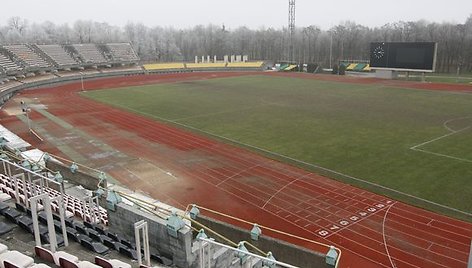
[318,230,329,236]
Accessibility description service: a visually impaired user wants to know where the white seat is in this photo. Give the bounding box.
[108,259,131,268]
[0,250,34,268]
[30,264,51,268]
[0,193,11,202]
[0,244,7,254]
[77,261,101,268]
[53,251,78,266]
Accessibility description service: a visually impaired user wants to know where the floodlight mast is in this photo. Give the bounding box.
[289,0,296,63]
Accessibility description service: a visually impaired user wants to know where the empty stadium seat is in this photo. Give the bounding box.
[0,54,22,73]
[29,264,51,268]
[0,244,7,255]
[3,45,51,69]
[227,61,264,68]
[0,250,34,268]
[77,261,101,268]
[186,63,226,69]
[72,44,107,64]
[36,45,78,67]
[106,44,139,62]
[53,251,79,266]
[59,258,79,268]
[97,258,131,268]
[143,63,185,71]
[34,246,54,264]
[80,239,109,255]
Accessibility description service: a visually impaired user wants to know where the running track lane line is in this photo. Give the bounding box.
[383,202,398,268]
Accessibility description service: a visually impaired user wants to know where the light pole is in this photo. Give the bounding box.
[329,33,333,69]
[79,72,84,91]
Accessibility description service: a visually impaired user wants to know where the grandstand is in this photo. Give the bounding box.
[186,62,227,69]
[143,63,186,71]
[340,61,371,72]
[3,44,51,70]
[0,53,22,74]
[71,44,107,65]
[36,45,78,68]
[106,43,139,63]
[227,61,264,68]
[0,125,307,268]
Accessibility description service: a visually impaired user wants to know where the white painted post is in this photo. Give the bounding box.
[135,220,150,266]
[224,55,228,64]
[195,56,198,64]
[243,55,248,62]
[53,195,69,247]
[31,194,57,252]
[201,56,205,63]
[21,174,28,208]
[199,240,204,268]
[207,55,210,63]
[214,55,217,63]
[13,173,23,204]
[236,55,242,62]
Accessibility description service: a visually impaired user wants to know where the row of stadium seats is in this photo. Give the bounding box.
[0,43,139,76]
[341,62,371,72]
[0,174,108,225]
[105,43,140,62]
[36,45,78,67]
[4,45,51,69]
[72,44,107,64]
[143,61,264,71]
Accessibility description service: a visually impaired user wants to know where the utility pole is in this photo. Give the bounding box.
[288,0,296,63]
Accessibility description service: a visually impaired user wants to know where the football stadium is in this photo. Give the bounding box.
[0,1,471,268]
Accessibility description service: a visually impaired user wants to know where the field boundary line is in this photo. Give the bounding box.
[443,116,472,132]
[104,103,472,218]
[411,148,472,164]
[410,117,472,163]
[409,126,470,150]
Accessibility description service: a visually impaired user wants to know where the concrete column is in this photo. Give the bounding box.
[195,56,198,63]
[207,55,210,63]
[243,55,248,62]
[231,55,235,63]
[224,55,228,63]
[214,55,217,63]
[202,56,205,63]
[236,55,242,62]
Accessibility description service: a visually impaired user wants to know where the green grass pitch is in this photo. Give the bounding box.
[82,75,472,219]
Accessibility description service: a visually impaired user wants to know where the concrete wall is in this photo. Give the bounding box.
[196,215,329,268]
[46,160,105,190]
[107,202,194,268]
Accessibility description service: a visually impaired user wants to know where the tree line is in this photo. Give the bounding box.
[1,16,471,73]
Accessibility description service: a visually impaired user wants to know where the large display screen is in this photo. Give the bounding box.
[370,42,437,72]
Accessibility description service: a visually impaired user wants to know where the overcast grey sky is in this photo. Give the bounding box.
[1,0,471,30]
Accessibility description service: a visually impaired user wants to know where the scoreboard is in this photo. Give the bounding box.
[370,42,438,72]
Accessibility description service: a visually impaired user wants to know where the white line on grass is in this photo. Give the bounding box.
[443,116,472,132]
[107,103,472,218]
[411,148,472,164]
[410,126,470,150]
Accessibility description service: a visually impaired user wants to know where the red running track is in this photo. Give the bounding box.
[2,72,471,268]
